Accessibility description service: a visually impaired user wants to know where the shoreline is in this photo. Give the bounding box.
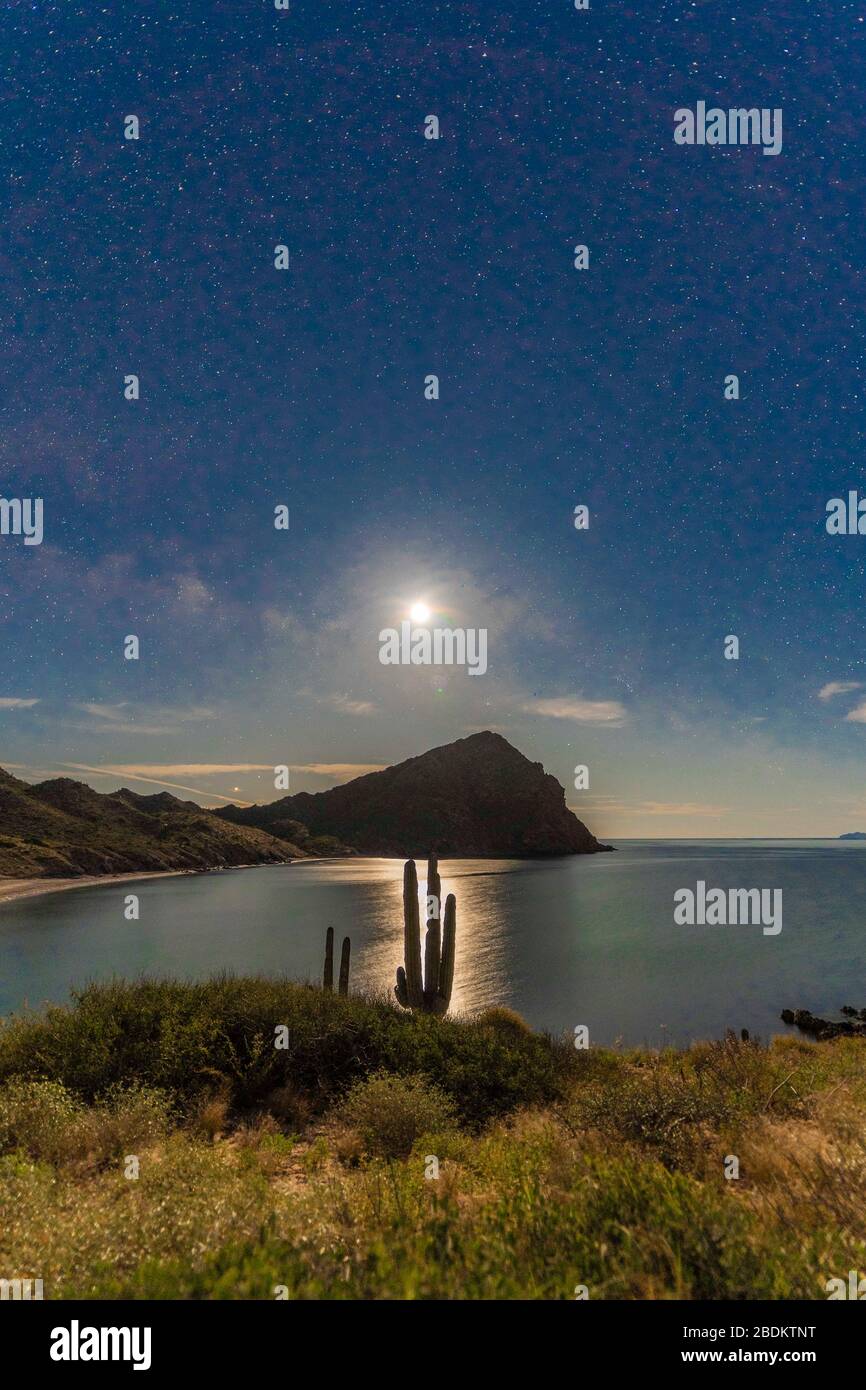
[0,858,388,907]
[0,859,316,908]
[0,869,194,906]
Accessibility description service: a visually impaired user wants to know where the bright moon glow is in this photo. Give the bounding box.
[410,602,431,623]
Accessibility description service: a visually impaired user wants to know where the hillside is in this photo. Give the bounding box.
[0,977,862,1300]
[0,768,301,877]
[217,731,610,857]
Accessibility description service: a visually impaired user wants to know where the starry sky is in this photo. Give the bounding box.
[1,0,865,838]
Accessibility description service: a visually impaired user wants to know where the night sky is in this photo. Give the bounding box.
[1,0,865,836]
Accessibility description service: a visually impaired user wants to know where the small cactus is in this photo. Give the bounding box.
[395,853,456,1016]
[324,926,351,996]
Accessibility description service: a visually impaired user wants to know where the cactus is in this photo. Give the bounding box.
[338,935,351,996]
[324,926,351,996]
[323,926,334,990]
[395,853,456,1016]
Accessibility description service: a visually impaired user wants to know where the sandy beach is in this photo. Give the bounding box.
[0,870,191,906]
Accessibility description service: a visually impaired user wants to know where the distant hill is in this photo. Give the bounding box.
[0,768,304,877]
[216,731,611,858]
[840,832,866,840]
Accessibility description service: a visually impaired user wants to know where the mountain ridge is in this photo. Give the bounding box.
[0,767,303,877]
[0,732,610,878]
[216,731,611,858]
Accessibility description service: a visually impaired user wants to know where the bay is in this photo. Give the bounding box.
[1,840,864,1047]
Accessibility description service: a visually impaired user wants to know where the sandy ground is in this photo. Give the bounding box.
[0,870,190,906]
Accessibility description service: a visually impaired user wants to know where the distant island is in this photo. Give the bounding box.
[0,732,608,880]
[839,832,866,840]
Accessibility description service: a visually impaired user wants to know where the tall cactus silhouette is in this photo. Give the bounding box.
[323,926,351,997]
[338,935,351,996]
[323,926,334,989]
[395,853,456,1016]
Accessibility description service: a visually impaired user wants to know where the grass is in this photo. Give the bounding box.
[0,976,864,1299]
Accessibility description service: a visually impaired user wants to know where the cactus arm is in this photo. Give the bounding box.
[436,893,456,1014]
[323,926,334,991]
[402,858,425,1008]
[426,853,441,924]
[424,921,441,1010]
[394,965,409,1007]
[423,851,442,1007]
[338,936,351,996]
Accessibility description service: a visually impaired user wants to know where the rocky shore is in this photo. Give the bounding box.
[781,1005,866,1040]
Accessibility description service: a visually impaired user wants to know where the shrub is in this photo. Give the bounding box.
[263,1083,313,1132]
[576,1072,722,1170]
[339,1070,457,1159]
[192,1093,230,1142]
[0,1079,85,1163]
[476,1006,531,1036]
[91,1083,171,1157]
[0,976,573,1128]
[0,1078,169,1166]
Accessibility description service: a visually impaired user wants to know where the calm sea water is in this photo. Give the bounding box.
[1,841,864,1046]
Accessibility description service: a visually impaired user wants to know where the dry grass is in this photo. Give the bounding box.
[1,983,865,1299]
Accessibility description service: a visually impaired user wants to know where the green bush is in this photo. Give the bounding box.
[571,1034,826,1171]
[88,1083,172,1158]
[476,1006,532,1037]
[0,1079,84,1163]
[339,1071,457,1159]
[0,976,572,1128]
[0,1077,170,1166]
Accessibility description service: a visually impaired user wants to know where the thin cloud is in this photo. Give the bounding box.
[79,702,133,722]
[76,702,216,735]
[62,763,252,806]
[844,701,866,724]
[291,763,387,780]
[0,697,39,709]
[819,681,863,702]
[573,795,727,817]
[324,694,377,716]
[81,760,387,782]
[103,764,275,778]
[522,697,627,725]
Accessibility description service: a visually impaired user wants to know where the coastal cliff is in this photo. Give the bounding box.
[217,731,611,858]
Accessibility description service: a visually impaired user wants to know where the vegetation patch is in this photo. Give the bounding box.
[0,980,864,1299]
